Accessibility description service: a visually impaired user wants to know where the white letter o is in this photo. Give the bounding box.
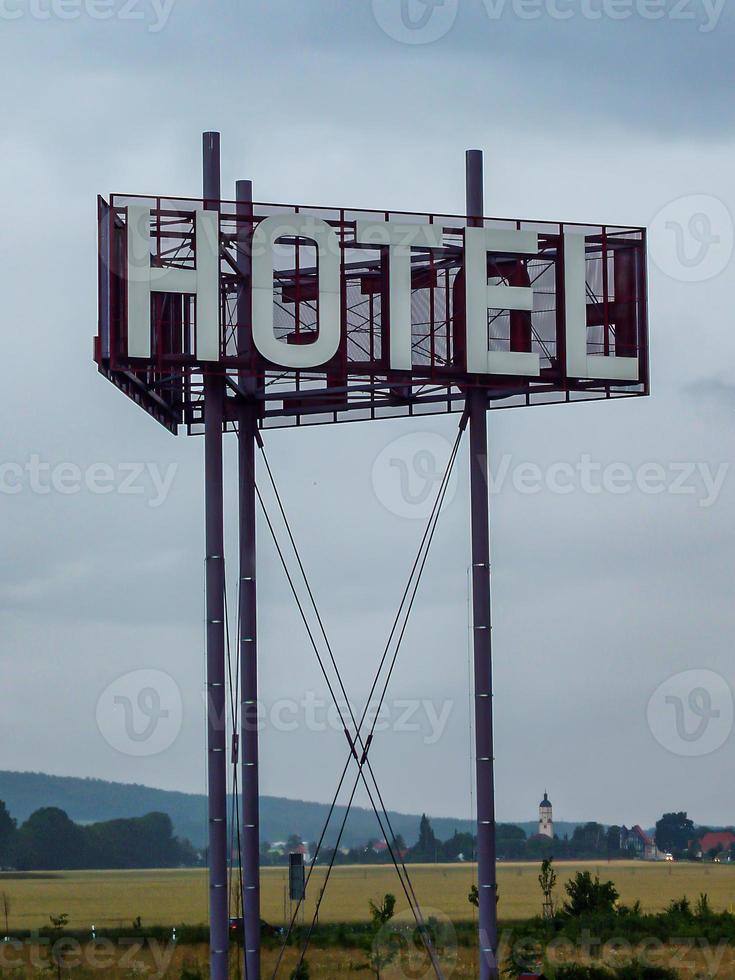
[251,214,341,369]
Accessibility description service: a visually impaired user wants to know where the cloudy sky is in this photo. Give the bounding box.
[0,0,733,833]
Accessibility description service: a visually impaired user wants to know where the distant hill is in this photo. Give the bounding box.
[0,772,586,851]
[0,772,479,850]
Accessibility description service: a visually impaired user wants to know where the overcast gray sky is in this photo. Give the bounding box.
[0,0,734,832]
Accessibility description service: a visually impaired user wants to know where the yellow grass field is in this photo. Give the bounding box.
[2,861,735,931]
[4,941,735,980]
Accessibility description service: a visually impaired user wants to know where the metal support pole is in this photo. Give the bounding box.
[203,130,229,980]
[466,148,499,980]
[237,176,261,979]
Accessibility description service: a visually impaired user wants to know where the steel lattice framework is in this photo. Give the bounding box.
[97,194,648,431]
[95,138,650,980]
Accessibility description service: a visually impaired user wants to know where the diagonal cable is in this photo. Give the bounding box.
[258,455,446,977]
[264,421,464,978]
[263,414,467,977]
[254,482,441,975]
[259,424,466,934]
[286,419,464,947]
[287,423,464,977]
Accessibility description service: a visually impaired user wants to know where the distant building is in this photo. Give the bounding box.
[620,825,658,860]
[538,792,553,838]
[695,830,735,860]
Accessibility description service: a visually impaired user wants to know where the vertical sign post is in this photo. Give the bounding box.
[466,149,499,980]
[202,131,229,980]
[97,138,648,977]
[237,176,262,979]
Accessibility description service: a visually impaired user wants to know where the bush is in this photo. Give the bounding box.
[563,872,620,917]
[179,963,205,980]
[554,966,613,979]
[553,966,677,980]
[614,964,677,979]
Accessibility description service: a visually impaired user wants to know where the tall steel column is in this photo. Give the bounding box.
[236,176,261,979]
[203,130,229,980]
[466,149,499,980]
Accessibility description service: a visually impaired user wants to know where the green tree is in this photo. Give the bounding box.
[49,913,69,980]
[538,857,557,917]
[15,809,88,870]
[468,882,499,908]
[14,807,196,871]
[655,812,694,855]
[695,893,711,918]
[496,824,526,860]
[1,892,10,938]
[563,871,619,916]
[410,815,439,862]
[570,822,607,856]
[0,801,16,868]
[441,831,475,862]
[86,811,191,868]
[367,893,397,979]
[666,896,692,918]
[606,825,622,856]
[524,834,556,861]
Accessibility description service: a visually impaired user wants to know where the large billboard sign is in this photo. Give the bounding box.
[97,194,648,431]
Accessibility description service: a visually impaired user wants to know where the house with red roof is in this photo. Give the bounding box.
[695,830,735,860]
[620,825,658,860]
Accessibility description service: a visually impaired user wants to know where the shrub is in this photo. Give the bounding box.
[552,962,678,980]
[179,963,205,980]
[554,966,613,979]
[614,964,677,979]
[563,872,619,917]
[665,896,692,918]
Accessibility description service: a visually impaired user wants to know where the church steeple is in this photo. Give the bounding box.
[538,791,553,837]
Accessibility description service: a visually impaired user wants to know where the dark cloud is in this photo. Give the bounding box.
[0,0,733,827]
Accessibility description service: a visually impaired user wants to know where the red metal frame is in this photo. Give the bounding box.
[96,195,649,433]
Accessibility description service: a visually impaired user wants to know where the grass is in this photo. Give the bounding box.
[2,861,735,931]
[3,938,735,978]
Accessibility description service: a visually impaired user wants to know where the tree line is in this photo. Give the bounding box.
[264,813,735,866]
[261,815,630,866]
[1,799,728,871]
[0,800,198,870]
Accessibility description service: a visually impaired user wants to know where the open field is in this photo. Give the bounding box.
[2,861,735,931]
[3,941,735,979]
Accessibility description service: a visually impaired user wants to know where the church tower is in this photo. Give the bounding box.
[538,791,553,838]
